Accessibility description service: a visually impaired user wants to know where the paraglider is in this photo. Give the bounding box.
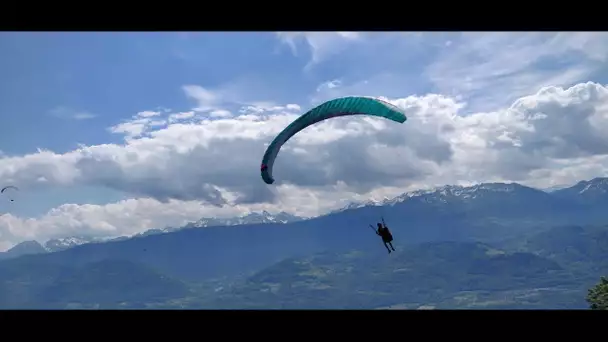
[260,96,408,185]
[1,186,18,202]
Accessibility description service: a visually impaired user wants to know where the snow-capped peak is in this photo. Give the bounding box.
[187,210,305,228]
[44,236,116,252]
[332,183,522,213]
[40,211,305,253]
[402,183,522,202]
[574,177,608,195]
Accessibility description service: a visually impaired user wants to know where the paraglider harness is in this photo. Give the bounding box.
[370,217,393,242]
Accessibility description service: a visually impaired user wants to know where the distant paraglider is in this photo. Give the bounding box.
[1,186,18,202]
[260,96,408,185]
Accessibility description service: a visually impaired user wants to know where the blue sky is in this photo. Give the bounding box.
[1,32,608,250]
[0,32,314,216]
[1,33,301,155]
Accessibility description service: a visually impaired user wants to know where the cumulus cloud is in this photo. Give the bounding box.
[0,198,236,251]
[3,81,608,250]
[2,32,608,251]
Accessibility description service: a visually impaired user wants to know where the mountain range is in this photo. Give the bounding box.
[2,177,608,272]
[0,176,607,308]
[8,178,608,255]
[0,210,304,259]
[199,232,606,309]
[2,224,606,309]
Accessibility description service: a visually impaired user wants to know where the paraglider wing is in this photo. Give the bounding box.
[261,96,407,184]
[1,186,18,193]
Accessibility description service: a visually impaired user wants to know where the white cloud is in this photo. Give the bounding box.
[109,111,169,139]
[183,85,221,112]
[137,110,162,118]
[169,111,196,122]
[316,79,342,93]
[3,82,608,250]
[276,32,362,68]
[289,32,608,112]
[209,110,232,118]
[3,33,608,251]
[0,198,240,251]
[50,106,96,120]
[424,32,608,111]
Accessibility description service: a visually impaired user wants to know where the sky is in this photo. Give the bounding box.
[1,32,608,251]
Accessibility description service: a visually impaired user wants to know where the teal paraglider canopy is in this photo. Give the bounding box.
[260,96,408,185]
